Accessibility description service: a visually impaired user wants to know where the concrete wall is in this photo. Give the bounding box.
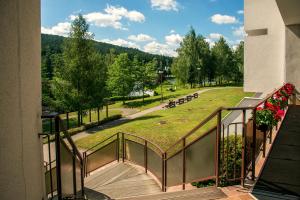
[286,25,300,91]
[0,0,45,199]
[244,0,286,93]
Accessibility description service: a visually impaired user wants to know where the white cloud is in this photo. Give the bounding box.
[128,34,155,42]
[71,5,145,30]
[150,0,179,11]
[104,5,145,22]
[144,41,177,57]
[100,38,140,49]
[233,26,246,37]
[211,14,238,24]
[170,29,176,34]
[165,33,183,46]
[208,33,224,40]
[204,38,215,47]
[237,10,244,15]
[41,22,71,37]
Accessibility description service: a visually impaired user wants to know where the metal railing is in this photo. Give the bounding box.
[42,84,297,197]
[42,114,85,200]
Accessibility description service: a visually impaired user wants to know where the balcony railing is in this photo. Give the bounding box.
[42,83,297,199]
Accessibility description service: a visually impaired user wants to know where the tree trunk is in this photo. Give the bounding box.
[142,84,145,103]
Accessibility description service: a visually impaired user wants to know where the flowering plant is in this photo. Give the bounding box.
[256,83,295,131]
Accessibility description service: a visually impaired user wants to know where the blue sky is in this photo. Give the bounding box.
[41,0,244,57]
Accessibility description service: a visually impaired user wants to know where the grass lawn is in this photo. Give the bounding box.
[76,88,253,152]
[110,85,201,111]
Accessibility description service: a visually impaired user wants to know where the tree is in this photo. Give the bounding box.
[172,27,211,87]
[211,37,235,84]
[133,57,158,102]
[51,14,106,123]
[107,53,135,104]
[233,41,244,83]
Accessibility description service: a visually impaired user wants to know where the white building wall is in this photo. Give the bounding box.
[0,0,45,199]
[244,0,286,93]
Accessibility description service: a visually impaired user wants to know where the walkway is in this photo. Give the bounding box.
[71,88,214,142]
[252,105,300,199]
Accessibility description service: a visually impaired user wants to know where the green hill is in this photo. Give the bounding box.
[41,34,172,63]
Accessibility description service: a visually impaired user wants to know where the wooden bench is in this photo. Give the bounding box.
[176,98,185,105]
[186,95,193,102]
[168,100,176,108]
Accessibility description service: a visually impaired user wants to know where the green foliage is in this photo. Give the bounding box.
[51,14,106,112]
[133,56,158,102]
[107,53,135,103]
[172,27,243,87]
[256,109,277,131]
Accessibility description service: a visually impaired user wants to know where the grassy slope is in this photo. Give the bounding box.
[77,88,253,151]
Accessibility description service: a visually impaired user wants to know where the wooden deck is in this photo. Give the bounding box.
[84,162,229,200]
[84,162,162,199]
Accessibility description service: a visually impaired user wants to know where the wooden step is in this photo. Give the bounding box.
[117,186,227,200]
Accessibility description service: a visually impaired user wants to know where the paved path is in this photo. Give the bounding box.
[70,88,213,142]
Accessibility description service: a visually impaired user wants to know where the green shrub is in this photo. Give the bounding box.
[192,135,242,188]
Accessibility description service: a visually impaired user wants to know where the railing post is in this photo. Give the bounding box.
[216,110,221,187]
[80,158,85,197]
[163,152,167,192]
[122,133,125,162]
[252,109,256,180]
[182,138,186,190]
[117,133,120,162]
[145,141,148,173]
[263,131,266,158]
[72,151,77,196]
[54,116,62,200]
[241,109,246,187]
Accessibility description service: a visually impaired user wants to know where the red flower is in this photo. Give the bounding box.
[275,109,285,120]
[256,107,263,111]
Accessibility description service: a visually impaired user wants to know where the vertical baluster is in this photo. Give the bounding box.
[252,108,256,180]
[234,123,237,180]
[54,116,62,200]
[241,109,246,187]
[122,133,125,162]
[182,138,186,190]
[117,133,120,162]
[145,141,148,173]
[226,124,229,179]
[216,109,221,187]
